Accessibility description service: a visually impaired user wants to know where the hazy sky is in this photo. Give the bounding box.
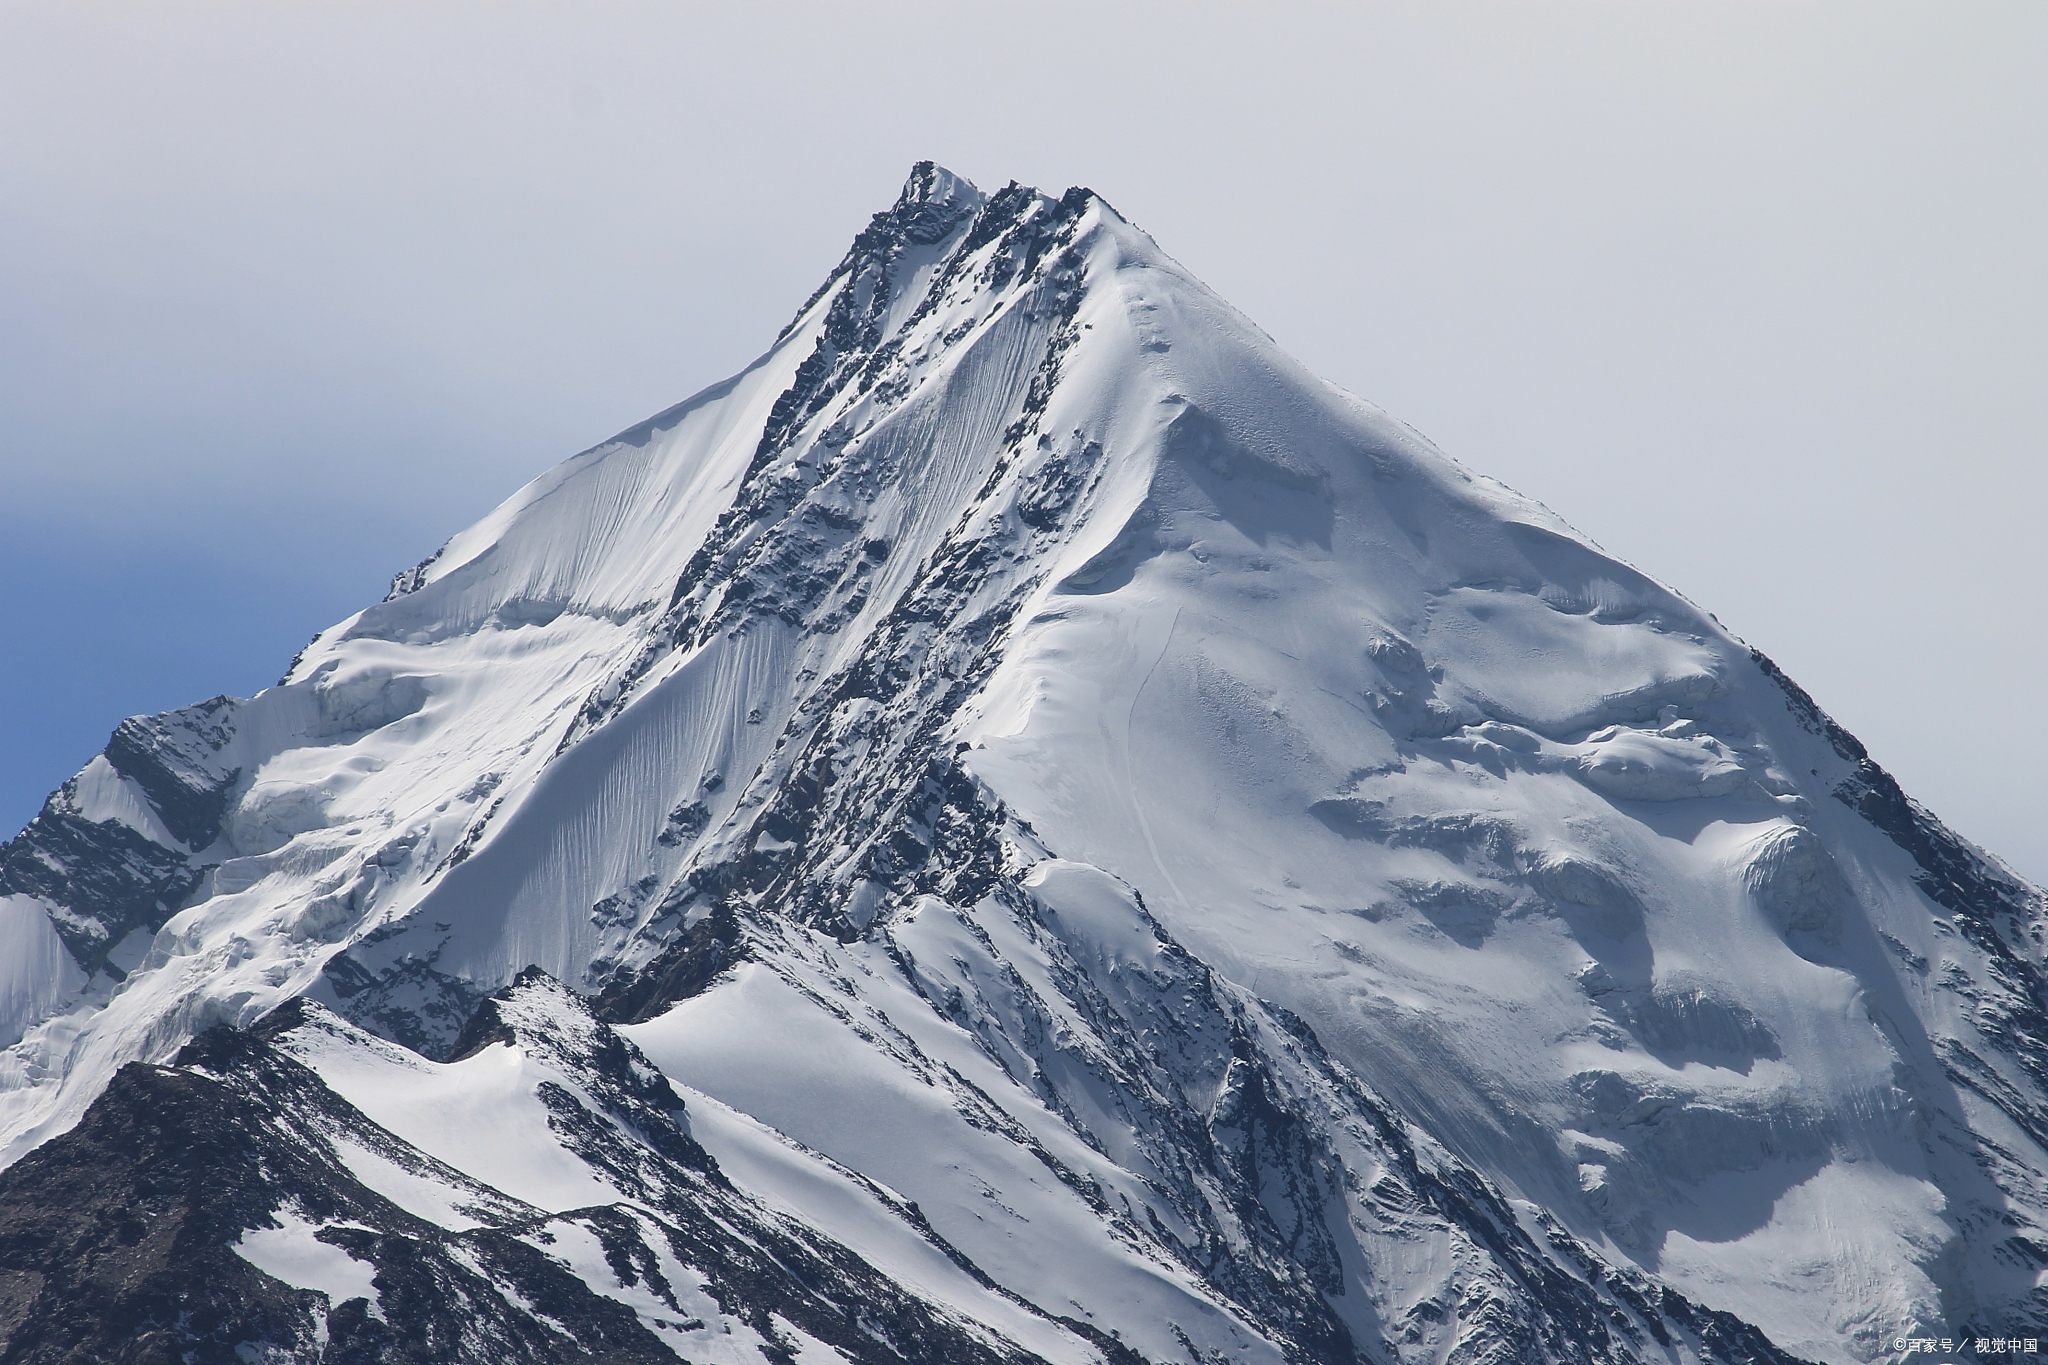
[2,2,2042,881]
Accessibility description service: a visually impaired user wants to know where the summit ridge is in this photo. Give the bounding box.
[0,165,2041,1364]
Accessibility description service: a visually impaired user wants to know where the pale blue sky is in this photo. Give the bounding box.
[2,2,2042,880]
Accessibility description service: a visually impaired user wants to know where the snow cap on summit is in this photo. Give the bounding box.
[871,160,989,248]
[898,160,984,214]
[1,157,2044,1365]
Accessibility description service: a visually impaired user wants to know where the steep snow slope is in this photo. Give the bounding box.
[1,164,2042,1363]
[0,979,1105,1364]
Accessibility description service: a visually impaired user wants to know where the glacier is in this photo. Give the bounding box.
[0,162,2042,1364]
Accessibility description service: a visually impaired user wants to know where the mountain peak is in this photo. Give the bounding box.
[0,164,2043,1364]
[897,159,984,214]
[862,159,989,251]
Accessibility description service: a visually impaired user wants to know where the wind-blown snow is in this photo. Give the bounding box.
[0,896,82,1051]
[1,162,2042,1364]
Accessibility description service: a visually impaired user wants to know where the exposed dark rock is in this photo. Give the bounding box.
[0,696,240,976]
[0,809,198,975]
[101,697,241,850]
[0,1001,1069,1365]
[593,903,747,1025]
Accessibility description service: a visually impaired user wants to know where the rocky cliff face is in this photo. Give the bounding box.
[1,164,2041,1364]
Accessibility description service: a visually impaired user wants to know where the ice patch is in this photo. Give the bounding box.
[0,897,84,1048]
[1568,727,1749,801]
[311,665,428,738]
[62,755,181,847]
[285,1021,620,1217]
[1738,822,1850,939]
[227,782,330,856]
[233,1205,383,1318]
[1524,850,1644,939]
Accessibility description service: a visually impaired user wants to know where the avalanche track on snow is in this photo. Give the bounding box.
[1,163,2042,1365]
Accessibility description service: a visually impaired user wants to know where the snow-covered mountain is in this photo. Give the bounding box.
[2,163,2042,1364]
